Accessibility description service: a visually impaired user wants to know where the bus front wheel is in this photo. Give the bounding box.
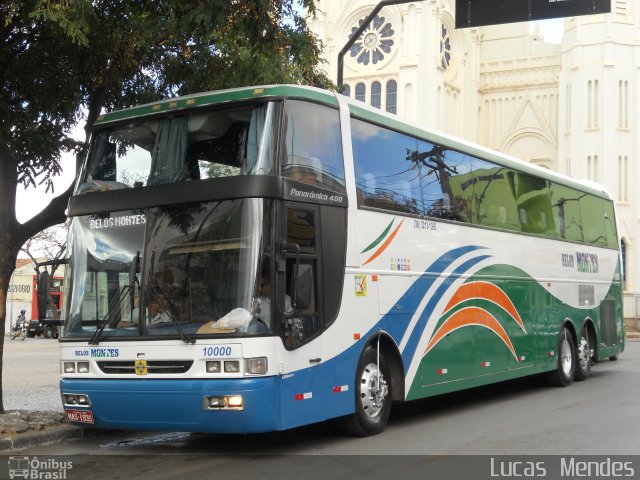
[545,327,575,387]
[340,346,392,436]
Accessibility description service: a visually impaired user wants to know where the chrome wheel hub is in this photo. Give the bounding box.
[360,362,388,419]
[560,336,573,376]
[578,336,591,371]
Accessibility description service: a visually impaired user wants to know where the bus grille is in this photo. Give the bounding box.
[97,360,194,374]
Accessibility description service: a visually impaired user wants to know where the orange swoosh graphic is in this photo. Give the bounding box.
[443,281,526,333]
[362,219,405,266]
[425,306,519,361]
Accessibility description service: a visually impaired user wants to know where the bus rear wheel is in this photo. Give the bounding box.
[574,328,592,381]
[340,346,392,436]
[545,327,575,387]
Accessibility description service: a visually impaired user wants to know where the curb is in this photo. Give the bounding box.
[0,425,109,452]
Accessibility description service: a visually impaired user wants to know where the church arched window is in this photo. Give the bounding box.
[355,82,366,102]
[440,23,452,70]
[371,82,381,109]
[386,80,397,114]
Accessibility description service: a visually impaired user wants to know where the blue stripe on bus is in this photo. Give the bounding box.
[400,254,492,367]
[376,245,487,343]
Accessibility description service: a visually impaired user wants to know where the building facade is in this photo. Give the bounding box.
[309,0,639,305]
[6,259,64,333]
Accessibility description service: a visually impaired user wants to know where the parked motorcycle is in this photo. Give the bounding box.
[11,310,28,341]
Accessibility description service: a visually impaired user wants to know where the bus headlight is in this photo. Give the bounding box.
[245,357,268,375]
[77,362,90,373]
[223,360,240,373]
[63,394,91,407]
[203,395,244,410]
[63,361,91,374]
[206,361,221,373]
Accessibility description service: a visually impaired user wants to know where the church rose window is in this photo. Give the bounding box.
[349,15,395,66]
[440,23,452,70]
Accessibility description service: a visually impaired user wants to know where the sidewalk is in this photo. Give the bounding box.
[0,410,98,451]
[0,337,105,451]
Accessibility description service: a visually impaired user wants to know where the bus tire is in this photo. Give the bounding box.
[340,346,392,436]
[574,327,592,381]
[545,327,575,387]
[609,354,618,361]
[44,327,54,339]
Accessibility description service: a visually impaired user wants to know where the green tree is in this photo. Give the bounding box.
[0,0,331,413]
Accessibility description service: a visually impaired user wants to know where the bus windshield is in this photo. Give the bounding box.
[76,102,277,194]
[63,198,273,339]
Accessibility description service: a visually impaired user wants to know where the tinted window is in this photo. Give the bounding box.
[419,144,473,222]
[603,200,618,248]
[580,194,608,246]
[549,184,584,242]
[516,174,554,235]
[352,118,422,215]
[467,157,519,231]
[78,103,277,195]
[281,101,345,192]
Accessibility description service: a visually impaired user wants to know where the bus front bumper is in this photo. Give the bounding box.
[60,377,280,433]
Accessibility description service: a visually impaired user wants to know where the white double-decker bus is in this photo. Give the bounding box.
[56,85,624,436]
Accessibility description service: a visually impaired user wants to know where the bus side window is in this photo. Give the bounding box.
[281,100,345,192]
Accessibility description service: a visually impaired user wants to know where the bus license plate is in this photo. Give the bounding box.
[65,409,94,424]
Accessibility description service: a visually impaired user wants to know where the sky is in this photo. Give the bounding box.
[13,18,564,224]
[15,132,81,224]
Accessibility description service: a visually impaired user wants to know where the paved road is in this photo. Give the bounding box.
[4,338,640,479]
[2,336,61,412]
[7,339,640,454]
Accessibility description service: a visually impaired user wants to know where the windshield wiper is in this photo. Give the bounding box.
[89,253,141,345]
[150,286,195,344]
[89,285,132,345]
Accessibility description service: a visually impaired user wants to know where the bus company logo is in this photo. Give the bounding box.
[576,252,599,274]
[361,218,405,266]
[135,359,148,376]
[89,214,146,230]
[561,253,575,268]
[426,281,526,361]
[8,456,73,479]
[89,348,119,358]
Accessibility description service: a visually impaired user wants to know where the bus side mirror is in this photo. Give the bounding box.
[36,271,50,321]
[291,264,312,311]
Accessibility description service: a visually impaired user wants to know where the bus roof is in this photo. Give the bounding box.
[94,84,612,201]
[92,84,338,126]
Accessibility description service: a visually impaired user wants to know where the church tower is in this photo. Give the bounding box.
[310,1,639,296]
[309,0,472,137]
[559,0,639,292]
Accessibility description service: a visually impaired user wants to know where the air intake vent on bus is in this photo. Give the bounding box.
[600,299,617,346]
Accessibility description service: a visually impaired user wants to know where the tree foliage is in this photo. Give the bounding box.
[0,0,332,412]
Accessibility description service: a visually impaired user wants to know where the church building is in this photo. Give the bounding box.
[309,1,639,311]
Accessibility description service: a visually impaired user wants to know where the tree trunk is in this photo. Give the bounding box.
[0,247,21,414]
